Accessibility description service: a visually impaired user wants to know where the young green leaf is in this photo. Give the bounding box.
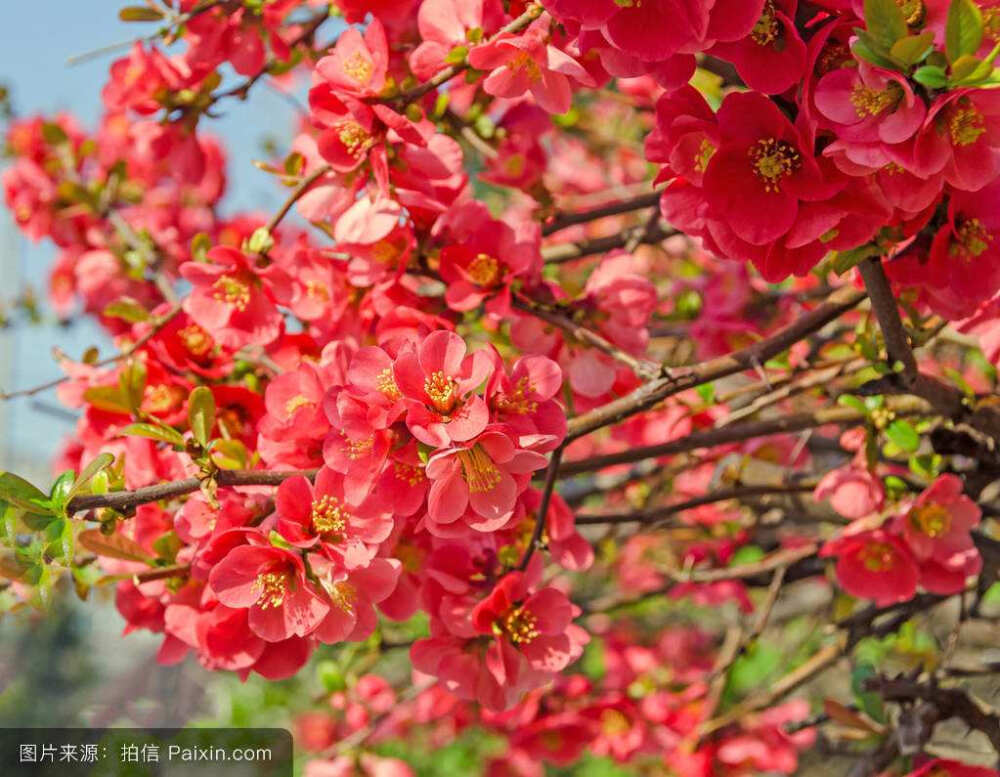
[77,529,154,564]
[188,386,216,447]
[913,64,949,87]
[889,31,935,66]
[119,6,166,22]
[946,0,984,64]
[121,422,186,448]
[864,0,908,49]
[103,297,150,323]
[0,472,50,512]
[885,418,920,453]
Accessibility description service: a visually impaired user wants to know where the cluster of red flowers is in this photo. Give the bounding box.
[820,473,982,605]
[6,0,1000,774]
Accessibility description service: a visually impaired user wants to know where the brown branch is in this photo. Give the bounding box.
[574,484,817,527]
[541,222,677,264]
[541,190,663,237]
[858,258,1000,439]
[67,468,317,515]
[265,163,332,234]
[559,397,929,477]
[517,446,563,571]
[0,305,182,401]
[565,286,867,442]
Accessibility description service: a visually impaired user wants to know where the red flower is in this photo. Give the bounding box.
[913,89,1000,192]
[314,20,389,100]
[821,528,918,606]
[180,246,284,348]
[275,467,394,569]
[208,544,330,642]
[893,474,982,595]
[394,330,492,447]
[703,91,828,246]
[709,0,806,95]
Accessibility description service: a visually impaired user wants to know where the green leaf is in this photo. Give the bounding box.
[188,386,216,447]
[190,232,212,263]
[913,64,949,87]
[730,545,765,566]
[890,31,935,66]
[838,394,871,415]
[951,41,1000,84]
[283,151,305,177]
[64,453,116,507]
[77,529,153,564]
[210,439,248,470]
[118,6,165,22]
[886,418,920,452]
[121,422,186,448]
[851,663,886,722]
[83,385,131,414]
[48,470,75,507]
[946,0,984,63]
[864,0,908,49]
[444,44,468,65]
[853,36,899,69]
[832,243,880,275]
[0,472,47,509]
[40,122,68,146]
[103,297,150,323]
[119,360,147,413]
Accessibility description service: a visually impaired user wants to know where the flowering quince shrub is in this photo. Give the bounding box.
[8,0,1000,775]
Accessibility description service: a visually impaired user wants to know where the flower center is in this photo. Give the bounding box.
[458,446,503,494]
[342,52,374,84]
[749,138,802,193]
[253,571,290,609]
[343,433,375,461]
[952,217,994,260]
[985,8,1000,40]
[376,367,402,401]
[328,580,357,614]
[896,0,924,26]
[393,459,426,487]
[285,394,313,416]
[859,542,897,572]
[468,253,500,287]
[494,376,539,416]
[212,275,251,312]
[311,494,349,539]
[850,81,902,118]
[947,101,987,147]
[424,370,459,414]
[179,324,213,357]
[143,384,185,414]
[600,709,631,737]
[337,120,371,156]
[509,51,542,82]
[499,605,540,645]
[694,138,716,173]
[909,503,952,538]
[751,0,780,46]
[305,280,330,301]
[372,240,400,265]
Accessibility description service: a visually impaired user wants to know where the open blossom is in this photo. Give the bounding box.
[894,474,982,595]
[409,0,504,80]
[275,467,394,568]
[424,427,548,533]
[468,18,594,114]
[820,529,918,606]
[208,543,330,642]
[314,20,389,100]
[814,466,885,520]
[394,330,492,447]
[913,90,1000,192]
[180,246,284,348]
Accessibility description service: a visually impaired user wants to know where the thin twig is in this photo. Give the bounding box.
[517,447,563,571]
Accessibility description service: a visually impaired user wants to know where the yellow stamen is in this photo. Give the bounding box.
[498,605,540,645]
[467,253,500,287]
[253,571,289,609]
[748,138,802,193]
[342,51,374,84]
[909,503,951,539]
[494,376,539,416]
[311,494,349,539]
[458,446,503,494]
[211,275,251,312]
[424,370,459,414]
[751,0,780,46]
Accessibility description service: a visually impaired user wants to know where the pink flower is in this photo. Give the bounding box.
[275,467,394,569]
[309,555,402,644]
[180,246,284,348]
[814,466,885,520]
[894,474,982,595]
[208,544,330,642]
[486,351,567,452]
[409,0,504,80]
[314,20,389,99]
[394,330,492,447]
[470,567,587,677]
[468,18,595,114]
[821,528,918,606]
[425,427,548,532]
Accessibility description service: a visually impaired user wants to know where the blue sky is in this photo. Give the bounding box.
[0,2,303,474]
